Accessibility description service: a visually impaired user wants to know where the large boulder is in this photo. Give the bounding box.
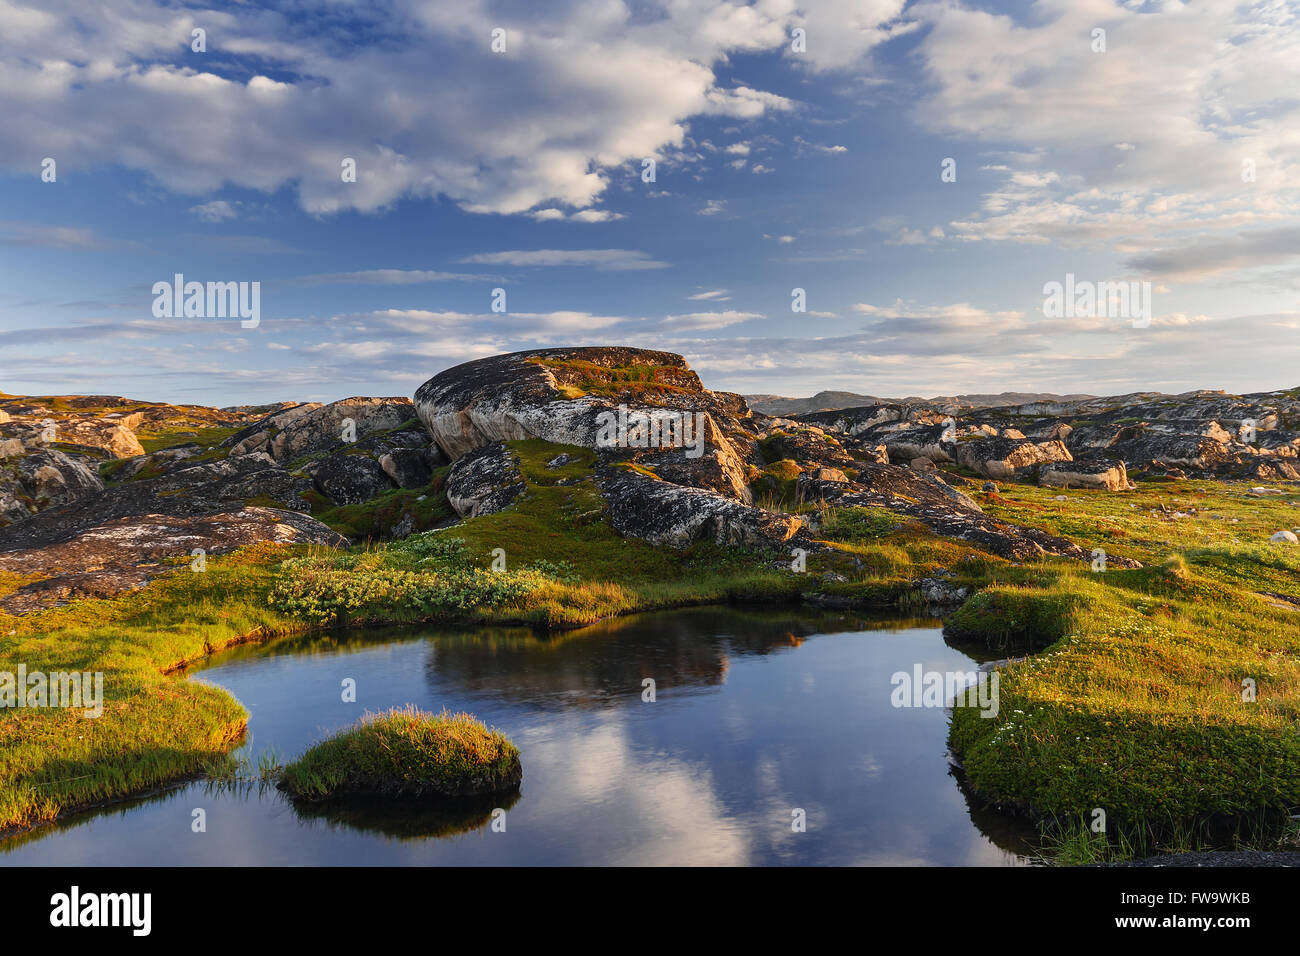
[304,454,396,506]
[228,398,418,463]
[415,347,753,501]
[444,442,526,518]
[1040,458,1130,491]
[0,450,104,524]
[955,437,1073,480]
[0,507,346,614]
[597,465,802,549]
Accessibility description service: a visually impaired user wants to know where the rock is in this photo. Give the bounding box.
[379,448,435,489]
[879,422,954,464]
[915,573,969,604]
[444,442,526,518]
[0,450,104,523]
[598,464,802,549]
[811,466,849,483]
[305,454,396,506]
[1270,530,1298,543]
[0,507,346,614]
[0,451,312,552]
[51,420,145,458]
[228,398,416,463]
[1039,458,1130,491]
[982,481,999,492]
[0,439,24,458]
[1000,427,1025,439]
[414,347,754,501]
[795,468,851,503]
[955,437,1073,480]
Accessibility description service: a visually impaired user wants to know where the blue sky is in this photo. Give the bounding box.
[2,0,1299,406]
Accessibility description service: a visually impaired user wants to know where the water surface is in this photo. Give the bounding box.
[1,606,1036,865]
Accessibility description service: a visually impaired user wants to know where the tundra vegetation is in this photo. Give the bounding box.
[2,350,1299,863]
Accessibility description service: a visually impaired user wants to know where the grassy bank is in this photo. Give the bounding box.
[278,707,521,800]
[2,438,1299,861]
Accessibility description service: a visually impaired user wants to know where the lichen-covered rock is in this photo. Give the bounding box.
[0,451,311,552]
[955,437,1073,479]
[304,454,396,506]
[228,397,416,463]
[379,448,436,489]
[598,465,802,549]
[444,442,526,518]
[879,422,955,464]
[0,507,346,614]
[415,347,755,501]
[0,450,104,524]
[1039,458,1130,491]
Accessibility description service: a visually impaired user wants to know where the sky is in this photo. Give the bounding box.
[1,0,1299,407]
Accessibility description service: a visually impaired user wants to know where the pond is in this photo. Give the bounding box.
[0,605,1038,865]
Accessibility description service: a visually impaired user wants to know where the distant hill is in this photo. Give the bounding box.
[745,390,1101,416]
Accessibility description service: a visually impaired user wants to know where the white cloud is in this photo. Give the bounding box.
[456,249,668,270]
[910,0,1300,281]
[188,200,238,223]
[0,0,843,220]
[661,310,763,330]
[288,269,496,286]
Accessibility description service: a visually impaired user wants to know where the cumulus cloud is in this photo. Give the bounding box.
[188,200,238,223]
[0,0,897,220]
[456,249,668,270]
[911,0,1300,281]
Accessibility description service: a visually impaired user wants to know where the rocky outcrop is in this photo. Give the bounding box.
[0,450,104,525]
[227,397,418,463]
[954,438,1073,480]
[414,347,755,501]
[445,442,526,518]
[788,386,1300,485]
[597,465,802,549]
[0,452,311,552]
[0,507,345,614]
[1040,458,1131,491]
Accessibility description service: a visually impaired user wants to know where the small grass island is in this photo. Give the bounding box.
[278,707,522,801]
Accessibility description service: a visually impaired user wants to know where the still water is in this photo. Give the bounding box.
[1,606,1036,865]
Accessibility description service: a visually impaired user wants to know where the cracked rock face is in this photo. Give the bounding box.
[597,465,802,549]
[0,450,104,526]
[414,346,756,501]
[0,451,312,553]
[445,442,526,518]
[227,397,418,462]
[0,507,346,614]
[1040,458,1131,491]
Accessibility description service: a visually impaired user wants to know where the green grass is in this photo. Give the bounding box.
[3,440,1300,863]
[528,357,695,400]
[305,471,455,540]
[278,707,521,800]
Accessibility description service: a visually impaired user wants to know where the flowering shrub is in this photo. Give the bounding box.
[268,552,555,624]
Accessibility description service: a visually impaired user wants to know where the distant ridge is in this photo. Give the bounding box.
[745,390,1102,416]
